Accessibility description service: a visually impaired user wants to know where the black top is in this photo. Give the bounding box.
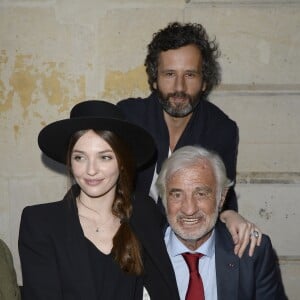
[85,238,143,300]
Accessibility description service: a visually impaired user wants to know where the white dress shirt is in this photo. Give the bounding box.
[164,227,218,300]
[149,149,172,203]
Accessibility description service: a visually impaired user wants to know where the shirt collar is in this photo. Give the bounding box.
[165,226,215,258]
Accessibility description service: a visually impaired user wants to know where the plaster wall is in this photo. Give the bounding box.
[0,0,299,298]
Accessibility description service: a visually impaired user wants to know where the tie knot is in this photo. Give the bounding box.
[182,252,203,273]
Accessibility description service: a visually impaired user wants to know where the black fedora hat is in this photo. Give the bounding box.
[38,100,156,167]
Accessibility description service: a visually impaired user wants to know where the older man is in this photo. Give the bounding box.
[156,145,286,300]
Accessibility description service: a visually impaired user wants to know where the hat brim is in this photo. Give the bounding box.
[38,117,156,168]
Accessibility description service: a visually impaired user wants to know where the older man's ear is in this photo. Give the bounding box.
[218,188,228,212]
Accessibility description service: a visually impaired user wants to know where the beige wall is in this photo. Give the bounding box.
[1,0,299,298]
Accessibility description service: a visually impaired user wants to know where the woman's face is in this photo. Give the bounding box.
[71,130,119,201]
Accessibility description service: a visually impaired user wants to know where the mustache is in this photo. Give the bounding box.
[167,92,192,100]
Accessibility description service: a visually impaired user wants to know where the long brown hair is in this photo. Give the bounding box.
[66,129,143,275]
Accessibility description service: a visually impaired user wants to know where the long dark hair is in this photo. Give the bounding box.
[67,129,143,275]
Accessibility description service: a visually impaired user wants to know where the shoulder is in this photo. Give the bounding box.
[0,238,15,265]
[131,193,165,229]
[202,100,237,128]
[117,97,146,111]
[214,222,277,275]
[0,239,10,255]
[0,240,21,300]
[117,96,150,108]
[117,95,154,118]
[251,233,274,260]
[132,193,162,219]
[0,239,15,268]
[215,221,272,254]
[20,200,66,230]
[199,101,238,143]
[215,220,235,247]
[22,200,64,217]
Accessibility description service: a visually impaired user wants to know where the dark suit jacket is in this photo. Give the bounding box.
[135,204,287,300]
[18,187,180,300]
[19,186,286,300]
[117,93,239,211]
[214,222,286,299]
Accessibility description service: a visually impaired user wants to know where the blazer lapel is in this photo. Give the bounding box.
[130,194,180,299]
[215,221,240,300]
[143,222,177,288]
[63,189,98,300]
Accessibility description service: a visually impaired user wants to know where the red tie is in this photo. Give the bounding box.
[182,252,205,300]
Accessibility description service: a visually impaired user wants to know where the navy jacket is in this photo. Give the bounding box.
[131,195,284,299]
[214,222,287,299]
[133,199,285,299]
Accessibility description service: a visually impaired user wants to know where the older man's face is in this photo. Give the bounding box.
[166,160,219,250]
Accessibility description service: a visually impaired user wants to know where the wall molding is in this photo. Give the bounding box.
[186,0,300,5]
[237,172,300,184]
[279,256,300,264]
[215,84,300,96]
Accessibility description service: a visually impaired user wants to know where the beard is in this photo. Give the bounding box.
[157,90,203,117]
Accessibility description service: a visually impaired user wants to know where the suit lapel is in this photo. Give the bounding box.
[142,221,177,288]
[130,194,180,299]
[215,221,240,300]
[63,189,98,300]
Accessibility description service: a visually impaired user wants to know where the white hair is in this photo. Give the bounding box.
[156,145,233,207]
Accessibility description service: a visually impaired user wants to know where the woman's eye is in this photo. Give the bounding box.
[101,155,112,160]
[73,156,81,161]
[73,155,85,161]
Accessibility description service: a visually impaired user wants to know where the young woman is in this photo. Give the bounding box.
[18,100,175,299]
